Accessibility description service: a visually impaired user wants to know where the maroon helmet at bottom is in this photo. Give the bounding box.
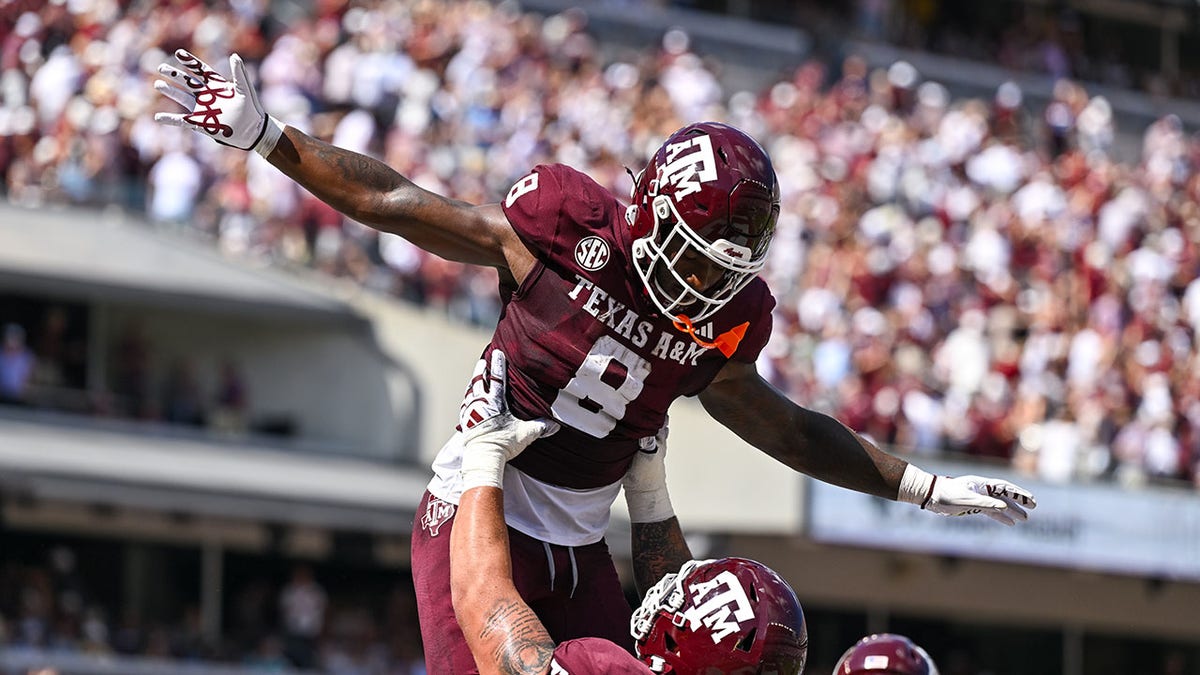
[833,633,939,675]
[631,557,807,674]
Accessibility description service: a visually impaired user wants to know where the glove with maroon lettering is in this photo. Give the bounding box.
[153,49,284,157]
[458,350,559,490]
[898,465,1037,526]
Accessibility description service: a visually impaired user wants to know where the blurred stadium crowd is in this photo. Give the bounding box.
[5,0,1200,478]
[5,0,1196,486]
[1,0,1199,668]
[841,0,1194,98]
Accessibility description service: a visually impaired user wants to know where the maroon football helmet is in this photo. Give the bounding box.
[627,122,780,322]
[833,634,938,675]
[630,558,807,675]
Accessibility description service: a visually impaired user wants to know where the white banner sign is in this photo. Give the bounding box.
[807,460,1200,580]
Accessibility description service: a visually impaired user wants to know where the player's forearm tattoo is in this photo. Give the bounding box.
[295,133,404,193]
[268,130,424,225]
[479,599,554,674]
[632,518,692,597]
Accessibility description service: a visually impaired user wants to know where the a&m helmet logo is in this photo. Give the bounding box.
[653,133,719,201]
[575,236,611,271]
[682,570,755,643]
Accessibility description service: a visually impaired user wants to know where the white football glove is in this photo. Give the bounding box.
[458,350,559,490]
[898,464,1037,526]
[153,49,284,157]
[622,420,674,523]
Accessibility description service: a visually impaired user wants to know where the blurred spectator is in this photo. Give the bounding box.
[244,634,290,671]
[211,358,250,433]
[231,578,274,655]
[30,306,84,394]
[279,564,326,670]
[162,357,206,427]
[110,321,153,418]
[0,322,36,405]
[171,605,213,661]
[147,138,205,225]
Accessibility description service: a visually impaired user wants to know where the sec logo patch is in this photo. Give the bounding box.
[575,236,611,271]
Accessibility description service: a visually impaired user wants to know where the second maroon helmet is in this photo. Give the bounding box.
[631,557,807,675]
[833,633,938,675]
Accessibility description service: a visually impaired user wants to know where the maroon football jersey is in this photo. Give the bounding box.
[494,164,775,489]
[549,638,653,674]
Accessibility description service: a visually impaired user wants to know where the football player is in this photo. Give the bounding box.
[154,51,1037,674]
[450,349,807,675]
[833,634,939,675]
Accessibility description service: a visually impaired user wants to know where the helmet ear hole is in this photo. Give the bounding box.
[734,627,757,653]
[663,632,679,654]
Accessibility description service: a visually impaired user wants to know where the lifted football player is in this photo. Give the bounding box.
[154,51,1037,675]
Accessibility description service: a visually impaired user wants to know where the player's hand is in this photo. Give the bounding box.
[458,350,559,490]
[622,420,674,523]
[898,465,1037,526]
[153,49,283,155]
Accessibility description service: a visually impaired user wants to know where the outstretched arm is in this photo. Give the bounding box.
[153,49,534,281]
[701,361,905,499]
[701,362,1036,524]
[266,129,533,278]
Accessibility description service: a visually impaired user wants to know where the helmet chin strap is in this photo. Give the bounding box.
[671,314,750,358]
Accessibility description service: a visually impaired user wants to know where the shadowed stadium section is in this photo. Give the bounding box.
[0,409,429,535]
[0,205,359,324]
[0,204,421,462]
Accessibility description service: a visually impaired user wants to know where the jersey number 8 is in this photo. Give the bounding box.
[551,335,651,438]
